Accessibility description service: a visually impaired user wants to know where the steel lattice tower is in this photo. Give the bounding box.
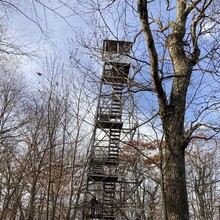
[81,40,144,220]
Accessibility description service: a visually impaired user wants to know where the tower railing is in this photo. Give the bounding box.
[81,40,144,220]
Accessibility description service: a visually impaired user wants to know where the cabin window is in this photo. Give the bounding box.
[105,41,117,53]
[104,40,131,54]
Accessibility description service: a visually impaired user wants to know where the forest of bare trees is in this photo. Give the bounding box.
[0,0,220,219]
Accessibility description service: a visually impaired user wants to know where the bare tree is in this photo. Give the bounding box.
[1,1,220,219]
[186,138,220,220]
[0,61,27,220]
[68,0,220,219]
[15,56,95,220]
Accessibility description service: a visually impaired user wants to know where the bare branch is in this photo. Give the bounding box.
[137,0,167,110]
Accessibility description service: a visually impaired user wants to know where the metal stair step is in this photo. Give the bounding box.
[110,131,121,134]
[111,106,121,109]
[109,147,118,150]
[104,189,115,192]
[109,143,118,147]
[104,194,114,197]
[112,103,121,106]
[111,110,121,113]
[108,156,118,158]
[109,152,118,155]
[109,144,118,147]
[110,139,120,142]
[108,156,118,159]
[109,153,118,156]
[110,132,120,135]
[110,136,120,140]
[110,132,121,136]
[109,149,118,152]
[109,150,118,153]
[110,142,120,145]
[104,193,114,196]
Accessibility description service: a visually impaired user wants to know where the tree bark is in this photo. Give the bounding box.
[164,143,189,220]
[137,0,193,219]
[161,31,192,219]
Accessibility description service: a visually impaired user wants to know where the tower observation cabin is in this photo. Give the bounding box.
[81,40,143,220]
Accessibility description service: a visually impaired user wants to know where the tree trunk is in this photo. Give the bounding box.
[27,178,37,220]
[164,143,189,220]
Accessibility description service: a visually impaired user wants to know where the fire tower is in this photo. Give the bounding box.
[82,40,144,220]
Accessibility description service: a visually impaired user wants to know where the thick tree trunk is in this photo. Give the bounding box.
[164,143,189,220]
[137,0,194,219]
[162,11,193,220]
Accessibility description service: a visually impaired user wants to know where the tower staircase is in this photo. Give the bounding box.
[81,40,143,220]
